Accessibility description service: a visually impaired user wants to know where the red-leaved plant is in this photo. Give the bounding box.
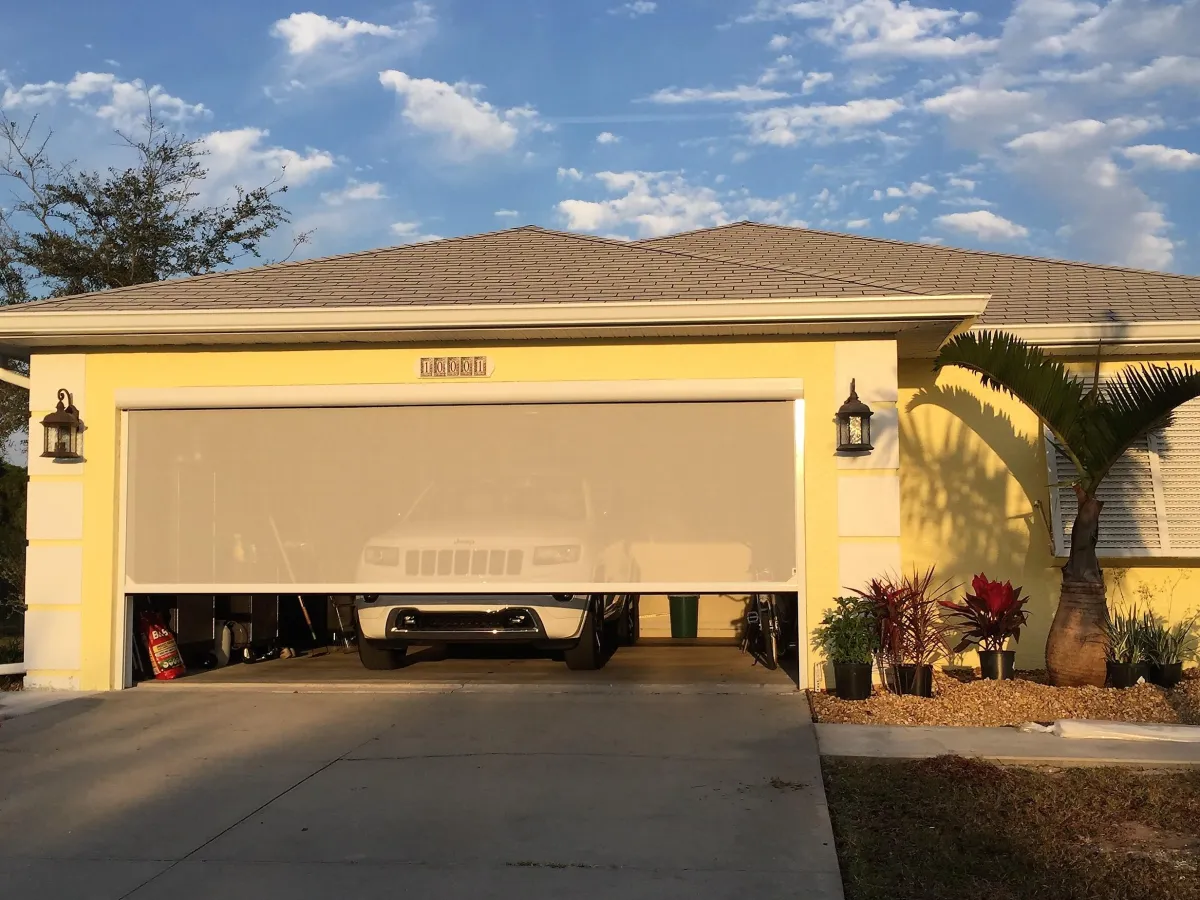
[853,568,953,669]
[939,574,1030,653]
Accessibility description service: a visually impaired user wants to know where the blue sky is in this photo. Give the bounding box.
[1,0,1198,274]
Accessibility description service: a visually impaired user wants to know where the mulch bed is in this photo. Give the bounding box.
[809,668,1200,727]
[824,756,1200,900]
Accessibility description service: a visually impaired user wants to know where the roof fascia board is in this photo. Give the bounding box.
[979,321,1200,354]
[0,294,989,347]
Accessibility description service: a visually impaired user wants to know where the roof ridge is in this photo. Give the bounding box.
[524,224,927,296]
[669,221,1200,284]
[18,225,548,309]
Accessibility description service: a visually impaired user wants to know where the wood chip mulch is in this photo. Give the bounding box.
[808,667,1200,727]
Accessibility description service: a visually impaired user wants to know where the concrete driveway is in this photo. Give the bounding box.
[0,688,844,899]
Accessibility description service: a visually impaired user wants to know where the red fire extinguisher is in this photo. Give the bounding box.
[140,612,186,680]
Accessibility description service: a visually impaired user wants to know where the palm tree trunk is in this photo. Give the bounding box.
[1046,488,1107,687]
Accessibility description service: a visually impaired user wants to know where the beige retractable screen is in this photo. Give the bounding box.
[125,402,797,592]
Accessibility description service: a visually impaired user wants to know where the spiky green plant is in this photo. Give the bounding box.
[1142,614,1199,666]
[935,330,1200,686]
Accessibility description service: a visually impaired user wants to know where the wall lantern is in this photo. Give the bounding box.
[835,379,873,453]
[41,389,85,461]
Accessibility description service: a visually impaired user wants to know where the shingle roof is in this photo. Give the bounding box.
[2,225,925,314]
[640,222,1200,326]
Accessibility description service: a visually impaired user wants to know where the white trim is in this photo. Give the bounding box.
[791,399,808,691]
[985,321,1200,350]
[0,294,990,349]
[0,662,25,675]
[114,411,133,690]
[124,580,801,595]
[115,378,807,410]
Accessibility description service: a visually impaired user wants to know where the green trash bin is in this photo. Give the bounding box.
[668,595,700,639]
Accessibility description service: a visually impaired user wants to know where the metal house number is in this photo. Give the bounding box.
[418,356,492,378]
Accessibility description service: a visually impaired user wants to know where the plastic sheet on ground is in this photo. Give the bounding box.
[1018,719,1200,742]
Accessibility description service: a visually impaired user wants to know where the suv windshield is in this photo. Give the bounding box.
[405,474,587,523]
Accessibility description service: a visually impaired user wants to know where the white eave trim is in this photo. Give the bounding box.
[980,321,1200,351]
[0,294,990,347]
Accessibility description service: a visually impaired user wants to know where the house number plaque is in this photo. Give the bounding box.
[418,355,493,378]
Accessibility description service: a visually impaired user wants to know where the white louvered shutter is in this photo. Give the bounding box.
[1157,397,1200,553]
[1046,392,1199,558]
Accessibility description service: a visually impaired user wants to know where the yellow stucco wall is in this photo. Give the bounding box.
[66,337,844,690]
[899,356,1200,669]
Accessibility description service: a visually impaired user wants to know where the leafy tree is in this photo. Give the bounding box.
[0,109,304,302]
[0,461,27,627]
[935,330,1200,686]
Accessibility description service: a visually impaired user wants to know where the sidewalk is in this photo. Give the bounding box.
[815,722,1200,767]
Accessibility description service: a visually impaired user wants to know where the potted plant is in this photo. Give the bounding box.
[1103,606,1150,688]
[1143,613,1198,688]
[855,568,952,697]
[813,596,877,701]
[939,573,1030,680]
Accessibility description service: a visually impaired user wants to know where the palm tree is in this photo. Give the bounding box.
[934,330,1200,687]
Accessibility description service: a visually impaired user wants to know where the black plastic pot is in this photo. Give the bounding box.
[1106,661,1150,689]
[895,664,933,697]
[1149,662,1184,689]
[978,649,1015,681]
[833,662,873,701]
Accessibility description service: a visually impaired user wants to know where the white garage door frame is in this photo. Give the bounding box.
[111,378,807,688]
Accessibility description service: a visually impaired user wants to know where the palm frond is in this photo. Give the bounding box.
[936,330,1200,498]
[1083,363,1200,489]
[934,330,1090,474]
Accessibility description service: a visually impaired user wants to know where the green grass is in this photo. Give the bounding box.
[823,756,1200,900]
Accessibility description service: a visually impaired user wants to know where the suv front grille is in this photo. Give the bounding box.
[404,548,524,577]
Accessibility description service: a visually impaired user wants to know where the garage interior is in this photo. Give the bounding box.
[128,592,801,688]
[122,393,803,690]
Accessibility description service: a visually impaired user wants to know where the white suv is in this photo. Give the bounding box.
[353,472,639,670]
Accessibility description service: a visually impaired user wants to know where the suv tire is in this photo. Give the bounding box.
[564,601,606,671]
[354,612,407,670]
[617,594,640,646]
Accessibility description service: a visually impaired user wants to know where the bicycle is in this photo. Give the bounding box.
[740,592,780,670]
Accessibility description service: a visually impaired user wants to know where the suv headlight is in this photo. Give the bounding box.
[533,545,581,565]
[363,546,400,566]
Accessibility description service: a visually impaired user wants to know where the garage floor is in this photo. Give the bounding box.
[0,687,842,899]
[155,642,799,690]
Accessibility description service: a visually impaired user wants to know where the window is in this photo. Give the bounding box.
[1047,395,1200,557]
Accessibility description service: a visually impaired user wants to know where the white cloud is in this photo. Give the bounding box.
[1121,144,1200,171]
[202,128,335,189]
[271,5,434,56]
[935,210,1029,241]
[379,70,545,158]
[878,181,936,199]
[557,166,584,181]
[882,204,915,223]
[742,0,999,59]
[922,85,1035,126]
[801,71,834,93]
[494,209,520,218]
[610,1,657,16]
[947,176,976,191]
[742,97,904,146]
[644,85,790,104]
[1006,117,1160,155]
[390,220,442,243]
[596,131,621,144]
[556,170,804,238]
[1125,55,1200,91]
[845,217,871,228]
[1,71,207,131]
[320,179,386,205]
[767,34,792,50]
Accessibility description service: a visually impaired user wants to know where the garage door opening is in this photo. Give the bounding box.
[127,592,799,689]
[118,382,804,689]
